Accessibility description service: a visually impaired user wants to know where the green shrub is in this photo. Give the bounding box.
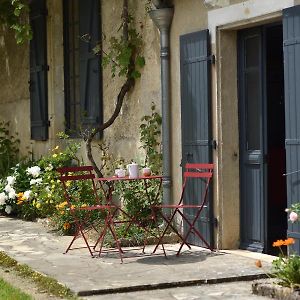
[271,238,300,289]
[0,121,20,178]
[0,138,81,222]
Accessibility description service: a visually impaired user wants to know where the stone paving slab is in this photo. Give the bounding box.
[0,217,272,296]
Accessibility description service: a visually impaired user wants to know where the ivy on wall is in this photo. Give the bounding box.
[0,0,32,44]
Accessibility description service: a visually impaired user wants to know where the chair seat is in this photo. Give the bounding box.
[70,204,114,211]
[152,204,207,209]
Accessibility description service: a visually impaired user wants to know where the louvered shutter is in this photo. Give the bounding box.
[180,30,213,248]
[79,0,102,132]
[29,0,48,141]
[283,5,300,254]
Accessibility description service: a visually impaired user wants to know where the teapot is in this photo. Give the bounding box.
[127,162,139,179]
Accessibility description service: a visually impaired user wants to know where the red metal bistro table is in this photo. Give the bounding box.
[95,175,163,260]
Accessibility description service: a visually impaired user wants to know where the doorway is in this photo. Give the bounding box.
[239,23,287,254]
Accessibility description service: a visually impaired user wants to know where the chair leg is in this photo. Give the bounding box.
[107,220,123,263]
[176,211,213,256]
[64,231,78,254]
[152,208,191,255]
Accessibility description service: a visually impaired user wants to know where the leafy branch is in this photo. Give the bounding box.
[0,0,32,44]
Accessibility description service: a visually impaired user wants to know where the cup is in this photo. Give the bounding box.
[142,167,151,177]
[115,169,126,178]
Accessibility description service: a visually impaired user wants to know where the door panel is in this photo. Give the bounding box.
[239,28,265,251]
[180,30,213,248]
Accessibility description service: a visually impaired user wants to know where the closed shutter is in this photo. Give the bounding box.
[180,30,213,248]
[283,5,300,254]
[29,0,48,141]
[79,0,102,131]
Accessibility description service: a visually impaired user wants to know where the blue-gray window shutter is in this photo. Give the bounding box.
[180,30,213,248]
[283,5,300,253]
[79,0,102,131]
[29,0,48,141]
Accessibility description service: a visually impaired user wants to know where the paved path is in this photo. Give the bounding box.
[0,217,274,298]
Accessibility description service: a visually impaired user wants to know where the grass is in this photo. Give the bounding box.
[0,277,33,300]
[0,251,78,299]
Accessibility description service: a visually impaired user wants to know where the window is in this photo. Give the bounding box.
[63,0,102,136]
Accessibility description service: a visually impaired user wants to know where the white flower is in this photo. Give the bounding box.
[4,185,13,193]
[0,192,7,205]
[23,190,31,200]
[289,211,298,223]
[30,178,42,185]
[26,166,41,178]
[5,205,12,214]
[8,189,16,199]
[6,176,16,186]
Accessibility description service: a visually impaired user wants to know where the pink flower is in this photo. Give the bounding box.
[289,211,298,223]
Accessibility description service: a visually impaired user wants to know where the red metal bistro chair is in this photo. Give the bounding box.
[152,163,214,256]
[57,166,123,261]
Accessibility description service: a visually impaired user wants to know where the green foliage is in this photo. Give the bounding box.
[95,16,145,79]
[0,138,81,222]
[0,0,32,44]
[0,121,20,178]
[271,238,300,289]
[0,278,32,300]
[140,102,162,174]
[272,254,300,288]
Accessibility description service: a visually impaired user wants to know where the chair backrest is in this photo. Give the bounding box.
[178,163,214,206]
[57,166,100,207]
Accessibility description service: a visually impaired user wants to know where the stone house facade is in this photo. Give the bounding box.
[1,0,300,254]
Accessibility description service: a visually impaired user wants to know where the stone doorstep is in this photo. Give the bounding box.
[77,274,268,297]
[252,280,300,300]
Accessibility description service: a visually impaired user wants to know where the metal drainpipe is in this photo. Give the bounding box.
[149,8,174,206]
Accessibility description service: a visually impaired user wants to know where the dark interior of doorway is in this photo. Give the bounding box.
[265,24,287,255]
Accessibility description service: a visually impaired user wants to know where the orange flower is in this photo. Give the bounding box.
[283,238,295,246]
[273,238,295,247]
[63,222,71,230]
[273,240,285,247]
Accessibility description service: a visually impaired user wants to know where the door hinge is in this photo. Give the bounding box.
[214,217,218,227]
[208,54,215,64]
[47,120,51,127]
[211,140,217,150]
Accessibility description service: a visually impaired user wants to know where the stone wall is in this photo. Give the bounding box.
[0,25,30,155]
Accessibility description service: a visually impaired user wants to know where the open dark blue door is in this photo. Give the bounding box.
[180,30,213,248]
[238,28,265,252]
[283,5,300,254]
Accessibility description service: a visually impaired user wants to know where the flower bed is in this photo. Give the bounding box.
[0,138,81,232]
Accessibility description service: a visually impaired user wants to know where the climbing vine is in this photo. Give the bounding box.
[85,0,146,178]
[0,0,32,44]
